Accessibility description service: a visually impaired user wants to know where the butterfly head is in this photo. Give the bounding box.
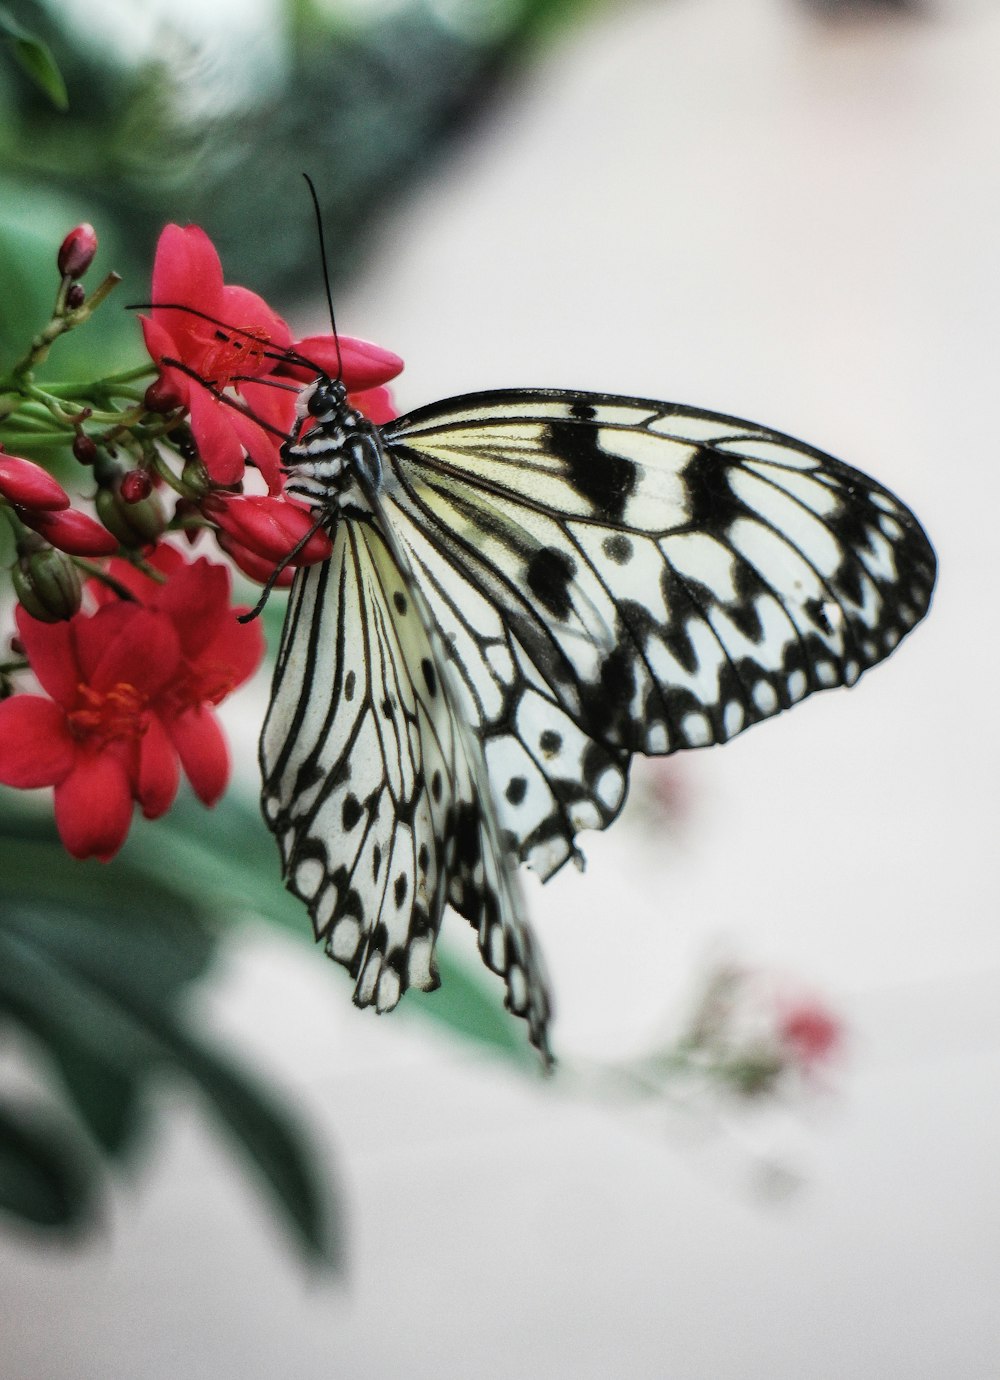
[296,374,349,425]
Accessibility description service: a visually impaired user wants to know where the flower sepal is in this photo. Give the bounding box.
[12,544,83,622]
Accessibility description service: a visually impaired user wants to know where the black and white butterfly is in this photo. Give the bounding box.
[260,378,936,1062]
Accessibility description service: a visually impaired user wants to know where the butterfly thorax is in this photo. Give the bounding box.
[281,375,383,516]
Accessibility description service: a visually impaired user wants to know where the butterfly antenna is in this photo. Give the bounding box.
[127,301,327,378]
[302,172,343,381]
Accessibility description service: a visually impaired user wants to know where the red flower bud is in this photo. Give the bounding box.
[207,495,332,565]
[58,223,98,279]
[216,530,297,588]
[72,434,98,465]
[0,455,70,511]
[120,469,153,503]
[144,376,184,414]
[22,507,120,556]
[778,1003,842,1069]
[66,284,86,310]
[12,546,83,622]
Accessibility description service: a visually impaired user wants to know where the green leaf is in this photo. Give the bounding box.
[0,1097,96,1229]
[163,1035,340,1268]
[0,7,67,110]
[42,1043,144,1157]
[0,890,340,1264]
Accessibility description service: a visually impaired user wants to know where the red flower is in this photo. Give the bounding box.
[778,1001,842,1071]
[140,226,405,493]
[141,225,296,492]
[0,544,264,860]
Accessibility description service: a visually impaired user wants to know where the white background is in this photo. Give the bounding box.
[3,0,1000,1375]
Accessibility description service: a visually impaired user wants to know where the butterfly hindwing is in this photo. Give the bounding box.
[380,498,629,882]
[261,511,553,1057]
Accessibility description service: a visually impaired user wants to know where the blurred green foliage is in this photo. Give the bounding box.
[0,0,573,1258]
[1,0,601,340]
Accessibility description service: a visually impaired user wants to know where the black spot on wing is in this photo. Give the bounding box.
[342,793,362,831]
[546,419,636,521]
[682,445,745,529]
[526,546,576,620]
[602,534,633,564]
[539,730,562,757]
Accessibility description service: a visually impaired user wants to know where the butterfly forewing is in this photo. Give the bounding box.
[382,390,935,758]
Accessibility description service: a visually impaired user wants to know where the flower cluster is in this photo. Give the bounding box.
[676,964,843,1096]
[0,220,403,859]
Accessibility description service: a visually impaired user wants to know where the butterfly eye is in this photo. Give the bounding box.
[306,386,329,417]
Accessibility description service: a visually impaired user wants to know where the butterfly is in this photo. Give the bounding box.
[259,377,936,1063]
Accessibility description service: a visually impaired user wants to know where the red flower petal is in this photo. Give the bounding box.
[197,595,266,692]
[0,456,71,510]
[225,401,288,494]
[54,749,134,861]
[0,695,75,786]
[151,225,225,334]
[139,315,193,406]
[147,553,232,659]
[186,387,247,486]
[281,335,404,390]
[74,604,180,697]
[137,713,180,818]
[14,605,81,705]
[168,705,229,805]
[348,384,397,424]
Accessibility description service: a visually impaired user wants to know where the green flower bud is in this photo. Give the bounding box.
[95,481,167,547]
[180,458,211,499]
[13,547,83,622]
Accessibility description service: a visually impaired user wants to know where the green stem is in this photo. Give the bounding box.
[71,557,136,601]
[9,271,123,378]
[0,431,77,451]
[126,552,167,584]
